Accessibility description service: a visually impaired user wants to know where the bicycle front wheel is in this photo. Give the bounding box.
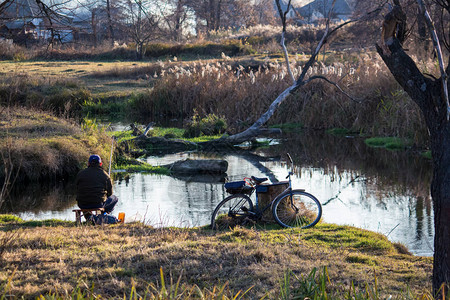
[272,190,322,228]
[211,194,254,230]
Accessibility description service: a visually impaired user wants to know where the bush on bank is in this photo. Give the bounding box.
[0,107,111,183]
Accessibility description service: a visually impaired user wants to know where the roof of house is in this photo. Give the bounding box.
[1,0,43,19]
[297,0,355,19]
[4,19,37,29]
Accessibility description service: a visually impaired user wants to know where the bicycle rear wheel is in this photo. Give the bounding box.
[211,194,254,230]
[272,190,322,228]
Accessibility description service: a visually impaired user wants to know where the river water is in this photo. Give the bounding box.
[4,132,434,256]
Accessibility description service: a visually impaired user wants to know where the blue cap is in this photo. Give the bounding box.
[88,154,101,164]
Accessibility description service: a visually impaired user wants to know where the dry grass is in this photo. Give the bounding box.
[0,60,153,98]
[126,52,430,142]
[0,222,432,299]
[0,48,438,142]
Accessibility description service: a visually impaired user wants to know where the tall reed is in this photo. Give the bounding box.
[129,55,429,142]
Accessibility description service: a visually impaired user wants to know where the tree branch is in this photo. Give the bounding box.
[0,0,13,16]
[295,0,337,86]
[376,39,438,122]
[305,75,362,103]
[275,0,295,83]
[215,0,383,145]
[417,0,450,120]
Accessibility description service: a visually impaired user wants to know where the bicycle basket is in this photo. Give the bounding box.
[255,185,268,193]
[224,181,253,194]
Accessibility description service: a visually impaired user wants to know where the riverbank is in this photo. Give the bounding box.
[0,216,433,299]
[0,107,112,185]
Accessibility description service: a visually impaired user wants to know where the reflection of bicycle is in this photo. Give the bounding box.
[211,154,322,230]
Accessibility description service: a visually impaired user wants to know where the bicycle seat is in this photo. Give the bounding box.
[251,176,268,184]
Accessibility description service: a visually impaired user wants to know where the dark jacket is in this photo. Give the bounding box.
[76,166,113,208]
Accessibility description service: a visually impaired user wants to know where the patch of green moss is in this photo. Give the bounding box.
[346,254,378,266]
[185,135,223,143]
[112,127,221,144]
[0,214,23,223]
[114,156,169,174]
[270,123,303,131]
[421,150,432,159]
[278,223,395,255]
[111,130,135,143]
[150,127,185,138]
[116,164,170,175]
[326,128,362,136]
[82,98,129,118]
[364,137,412,150]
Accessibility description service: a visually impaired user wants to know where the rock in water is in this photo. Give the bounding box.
[164,159,228,174]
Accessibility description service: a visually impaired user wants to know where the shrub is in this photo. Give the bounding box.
[0,108,112,183]
[183,112,227,138]
[142,40,255,58]
[0,75,91,118]
[45,86,92,118]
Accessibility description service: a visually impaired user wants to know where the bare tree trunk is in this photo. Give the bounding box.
[376,39,450,295]
[431,122,450,295]
[198,85,295,147]
[417,7,429,52]
[106,0,115,46]
[91,9,98,47]
[216,0,221,30]
[174,0,186,41]
[208,0,215,31]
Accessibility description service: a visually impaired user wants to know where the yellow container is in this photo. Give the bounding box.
[118,212,125,223]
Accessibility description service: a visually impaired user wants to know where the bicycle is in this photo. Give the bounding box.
[211,153,322,230]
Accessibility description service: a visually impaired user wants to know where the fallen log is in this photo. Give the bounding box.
[133,136,198,153]
[126,127,282,154]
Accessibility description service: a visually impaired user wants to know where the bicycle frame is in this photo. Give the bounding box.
[246,153,296,218]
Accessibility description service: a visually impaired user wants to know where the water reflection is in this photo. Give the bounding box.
[4,132,434,256]
[2,181,77,219]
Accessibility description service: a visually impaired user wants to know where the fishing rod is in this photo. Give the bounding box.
[108,137,115,176]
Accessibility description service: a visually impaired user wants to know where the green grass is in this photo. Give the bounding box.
[260,223,395,255]
[364,137,413,150]
[112,127,222,144]
[0,214,23,223]
[82,98,130,118]
[111,129,135,143]
[0,215,73,227]
[113,155,169,174]
[421,150,432,159]
[21,219,73,227]
[150,127,185,138]
[115,163,170,174]
[345,253,378,266]
[185,134,223,143]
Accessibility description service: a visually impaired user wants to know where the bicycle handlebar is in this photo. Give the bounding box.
[287,153,293,164]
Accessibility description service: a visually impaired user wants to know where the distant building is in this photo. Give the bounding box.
[0,0,74,45]
[297,0,356,23]
[274,0,356,24]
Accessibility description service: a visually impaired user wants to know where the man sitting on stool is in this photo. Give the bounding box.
[76,154,118,219]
